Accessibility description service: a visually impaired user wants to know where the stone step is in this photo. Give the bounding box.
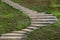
[30,16,56,18]
[29,14,53,16]
[32,24,51,26]
[1,33,25,37]
[22,29,33,32]
[30,15,53,18]
[32,19,57,21]
[31,24,47,26]
[26,12,45,15]
[31,19,57,22]
[12,31,28,34]
[27,27,38,30]
[0,37,22,40]
[32,22,55,24]
[35,12,45,14]
[31,16,56,19]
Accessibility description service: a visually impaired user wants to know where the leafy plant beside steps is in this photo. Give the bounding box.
[0,2,31,34]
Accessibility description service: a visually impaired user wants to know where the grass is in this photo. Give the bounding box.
[12,0,50,13]
[0,2,31,34]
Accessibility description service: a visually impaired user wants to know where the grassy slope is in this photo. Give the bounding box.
[0,2,31,34]
[12,0,50,13]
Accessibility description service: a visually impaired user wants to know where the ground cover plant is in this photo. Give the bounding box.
[0,1,31,34]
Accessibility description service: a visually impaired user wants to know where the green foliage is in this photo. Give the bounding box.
[0,25,5,34]
[0,2,31,34]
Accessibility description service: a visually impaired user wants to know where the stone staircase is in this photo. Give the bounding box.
[0,14,57,40]
[0,0,57,40]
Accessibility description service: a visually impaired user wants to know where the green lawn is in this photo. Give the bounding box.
[0,2,31,34]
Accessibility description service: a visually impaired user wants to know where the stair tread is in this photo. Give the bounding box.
[0,37,22,39]
[13,31,27,34]
[22,29,33,32]
[1,33,24,35]
[32,22,55,23]
[30,16,55,17]
[27,27,38,29]
[32,19,57,20]
[31,16,56,19]
[30,14,53,16]
[31,24,47,26]
[32,20,57,22]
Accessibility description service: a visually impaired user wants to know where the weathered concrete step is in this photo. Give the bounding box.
[32,19,57,22]
[31,16,56,19]
[31,22,54,26]
[30,15,54,17]
[12,31,28,34]
[29,14,53,16]
[22,29,33,32]
[1,33,25,37]
[27,27,38,30]
[26,12,47,15]
[30,16,56,18]
[32,22,55,24]
[0,37,22,40]
[32,19,57,21]
[31,24,47,26]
